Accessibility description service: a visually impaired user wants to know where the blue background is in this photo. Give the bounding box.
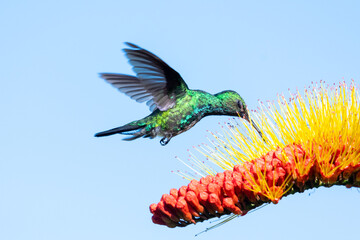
[1,1,360,239]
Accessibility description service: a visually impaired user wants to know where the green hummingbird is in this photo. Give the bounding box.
[95,42,262,145]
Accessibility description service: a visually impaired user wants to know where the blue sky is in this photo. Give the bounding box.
[1,1,360,239]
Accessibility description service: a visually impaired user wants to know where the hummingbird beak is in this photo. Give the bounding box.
[237,101,265,141]
[241,111,264,141]
[250,119,263,140]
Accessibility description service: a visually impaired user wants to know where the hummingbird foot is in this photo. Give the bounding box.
[160,134,172,146]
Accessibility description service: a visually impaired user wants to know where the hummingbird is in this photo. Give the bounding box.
[95,42,262,146]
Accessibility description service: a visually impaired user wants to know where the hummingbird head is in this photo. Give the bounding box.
[215,90,248,116]
[215,91,263,138]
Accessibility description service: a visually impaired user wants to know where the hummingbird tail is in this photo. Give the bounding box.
[94,124,143,137]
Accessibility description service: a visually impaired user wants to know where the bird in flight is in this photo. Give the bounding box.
[95,42,262,145]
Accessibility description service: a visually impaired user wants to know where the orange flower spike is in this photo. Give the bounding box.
[186,201,201,218]
[240,176,258,203]
[275,167,287,185]
[283,146,296,175]
[200,175,213,185]
[214,172,224,186]
[151,214,168,226]
[158,196,180,222]
[169,188,178,199]
[196,183,207,193]
[198,192,218,215]
[162,194,177,209]
[265,170,276,187]
[153,201,179,228]
[223,180,238,204]
[208,193,224,213]
[222,197,242,215]
[231,171,244,195]
[175,197,194,223]
[207,182,221,199]
[178,186,187,197]
[187,180,200,195]
[198,191,208,204]
[149,203,157,215]
[185,191,204,214]
[151,81,360,228]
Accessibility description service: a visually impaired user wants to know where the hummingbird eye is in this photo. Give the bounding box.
[237,100,245,112]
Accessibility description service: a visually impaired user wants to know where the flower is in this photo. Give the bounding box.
[150,81,360,228]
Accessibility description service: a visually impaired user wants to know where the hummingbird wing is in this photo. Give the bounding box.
[99,73,155,105]
[100,42,188,112]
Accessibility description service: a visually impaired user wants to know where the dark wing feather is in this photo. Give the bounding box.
[123,42,188,111]
[100,43,188,111]
[99,73,153,103]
